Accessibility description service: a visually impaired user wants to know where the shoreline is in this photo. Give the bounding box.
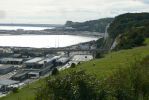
[0,33,100,38]
[0,30,103,37]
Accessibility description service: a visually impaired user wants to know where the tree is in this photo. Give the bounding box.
[95,52,104,58]
[70,63,76,68]
[12,87,19,93]
[51,68,59,75]
[115,29,145,50]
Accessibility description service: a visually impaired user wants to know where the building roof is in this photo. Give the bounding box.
[12,70,29,78]
[13,54,21,58]
[24,57,44,64]
[0,65,13,70]
[57,57,69,63]
[0,58,23,62]
[0,79,19,85]
[25,56,58,65]
[38,56,55,64]
[28,71,40,75]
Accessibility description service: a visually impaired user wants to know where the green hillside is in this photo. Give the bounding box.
[66,38,149,79]
[107,13,149,50]
[1,38,149,100]
[108,13,149,38]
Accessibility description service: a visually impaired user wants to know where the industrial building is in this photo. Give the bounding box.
[24,56,55,69]
[11,70,29,81]
[0,58,23,65]
[24,57,55,78]
[56,57,70,66]
[0,79,19,92]
[0,65,14,75]
[24,57,44,69]
[11,56,57,81]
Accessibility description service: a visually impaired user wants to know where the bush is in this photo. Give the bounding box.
[51,68,59,75]
[12,87,19,93]
[70,63,76,68]
[107,56,149,100]
[115,29,145,50]
[35,70,101,100]
[95,52,104,58]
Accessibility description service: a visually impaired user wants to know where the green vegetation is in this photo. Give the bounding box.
[107,13,149,50]
[1,38,148,100]
[108,13,149,39]
[36,55,149,100]
[51,68,59,75]
[65,18,113,33]
[36,70,100,100]
[115,29,145,50]
[0,79,44,100]
[12,88,19,93]
[70,63,76,68]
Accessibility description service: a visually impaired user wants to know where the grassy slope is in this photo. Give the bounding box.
[0,79,44,100]
[63,38,149,80]
[1,38,149,100]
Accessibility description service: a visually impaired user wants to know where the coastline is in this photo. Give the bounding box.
[0,30,103,37]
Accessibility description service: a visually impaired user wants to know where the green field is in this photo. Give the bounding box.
[1,38,149,100]
[0,79,44,100]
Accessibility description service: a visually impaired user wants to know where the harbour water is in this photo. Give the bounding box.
[0,25,99,48]
[0,35,98,48]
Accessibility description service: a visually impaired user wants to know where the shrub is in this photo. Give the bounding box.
[51,68,59,75]
[115,30,145,50]
[35,70,101,100]
[35,56,149,100]
[95,52,104,58]
[70,63,76,68]
[107,56,149,100]
[12,87,19,93]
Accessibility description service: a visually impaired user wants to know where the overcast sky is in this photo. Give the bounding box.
[0,0,148,24]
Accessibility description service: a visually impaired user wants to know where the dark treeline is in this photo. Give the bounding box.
[65,18,113,33]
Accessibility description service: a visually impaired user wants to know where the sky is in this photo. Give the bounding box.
[0,0,149,24]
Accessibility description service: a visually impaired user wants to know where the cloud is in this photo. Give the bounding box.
[0,0,148,24]
[141,0,149,4]
[0,10,6,19]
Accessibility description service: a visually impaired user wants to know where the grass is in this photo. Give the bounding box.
[0,79,45,100]
[63,38,149,79]
[1,38,149,100]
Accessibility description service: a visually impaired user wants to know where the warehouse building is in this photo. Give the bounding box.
[0,79,19,92]
[24,57,44,69]
[0,65,14,75]
[56,57,70,66]
[11,70,29,81]
[0,58,23,65]
[24,56,56,69]
[12,56,57,81]
[27,66,52,78]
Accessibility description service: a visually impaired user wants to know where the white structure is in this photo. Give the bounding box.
[72,55,93,62]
